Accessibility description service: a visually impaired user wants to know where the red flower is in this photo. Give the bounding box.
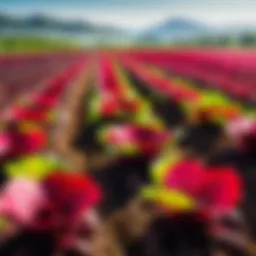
[0,128,46,159]
[164,158,205,197]
[100,98,119,117]
[162,159,243,219]
[42,172,102,220]
[199,166,243,219]
[24,130,47,153]
[9,107,46,123]
[31,93,58,110]
[135,127,171,156]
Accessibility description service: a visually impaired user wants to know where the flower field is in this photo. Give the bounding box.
[0,49,255,166]
[0,49,255,175]
[0,49,256,255]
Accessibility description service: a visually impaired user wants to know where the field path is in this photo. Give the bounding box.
[52,63,93,171]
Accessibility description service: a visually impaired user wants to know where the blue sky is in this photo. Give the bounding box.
[1,0,256,29]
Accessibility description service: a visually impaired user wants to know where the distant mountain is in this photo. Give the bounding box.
[1,13,255,46]
[0,13,121,34]
[23,15,93,32]
[140,17,210,43]
[138,17,256,45]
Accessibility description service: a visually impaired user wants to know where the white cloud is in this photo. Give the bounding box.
[49,7,256,30]
[2,1,256,30]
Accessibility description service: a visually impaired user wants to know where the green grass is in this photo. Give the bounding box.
[0,36,79,54]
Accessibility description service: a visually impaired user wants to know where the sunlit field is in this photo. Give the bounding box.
[0,44,256,256]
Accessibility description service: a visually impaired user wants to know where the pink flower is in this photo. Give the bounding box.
[227,117,254,140]
[226,117,255,148]
[0,178,48,226]
[0,133,11,158]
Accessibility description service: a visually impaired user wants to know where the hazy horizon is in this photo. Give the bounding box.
[1,0,256,30]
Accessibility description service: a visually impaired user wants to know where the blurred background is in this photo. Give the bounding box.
[1,0,256,49]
